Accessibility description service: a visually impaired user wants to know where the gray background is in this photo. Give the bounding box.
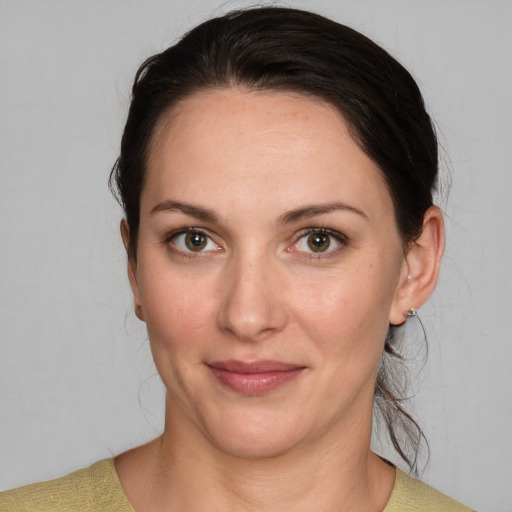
[1,0,511,509]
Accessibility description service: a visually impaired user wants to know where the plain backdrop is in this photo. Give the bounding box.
[1,0,511,509]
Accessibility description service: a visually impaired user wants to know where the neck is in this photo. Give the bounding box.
[128,399,395,511]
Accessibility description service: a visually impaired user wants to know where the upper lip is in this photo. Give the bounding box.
[207,360,305,373]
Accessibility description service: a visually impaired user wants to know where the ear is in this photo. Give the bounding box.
[389,206,445,325]
[120,220,145,322]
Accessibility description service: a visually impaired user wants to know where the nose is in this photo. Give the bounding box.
[217,253,288,342]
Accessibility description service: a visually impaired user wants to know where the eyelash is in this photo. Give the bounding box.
[164,228,220,257]
[164,227,349,258]
[291,227,349,258]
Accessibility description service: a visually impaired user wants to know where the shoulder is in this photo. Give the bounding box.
[0,459,134,512]
[384,468,476,512]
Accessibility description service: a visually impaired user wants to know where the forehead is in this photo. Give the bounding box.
[143,88,394,224]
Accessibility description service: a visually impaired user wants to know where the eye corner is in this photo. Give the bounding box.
[290,227,349,258]
[165,227,222,256]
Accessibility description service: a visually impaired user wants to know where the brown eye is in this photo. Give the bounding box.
[185,232,207,251]
[307,233,330,252]
[294,229,346,256]
[170,230,219,254]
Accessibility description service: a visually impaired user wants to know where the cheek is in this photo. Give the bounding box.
[137,264,218,359]
[138,273,219,404]
[290,263,397,358]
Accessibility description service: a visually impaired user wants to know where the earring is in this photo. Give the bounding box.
[405,308,417,318]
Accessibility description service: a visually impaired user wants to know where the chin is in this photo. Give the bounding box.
[200,409,310,460]
[211,431,301,460]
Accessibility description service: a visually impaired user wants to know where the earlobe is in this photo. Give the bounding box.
[389,206,445,325]
[120,220,145,322]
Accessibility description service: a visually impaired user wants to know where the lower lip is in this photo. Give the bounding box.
[208,367,305,395]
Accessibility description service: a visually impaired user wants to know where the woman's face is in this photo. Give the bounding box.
[128,88,408,458]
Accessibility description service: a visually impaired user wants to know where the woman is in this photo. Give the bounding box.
[1,6,475,511]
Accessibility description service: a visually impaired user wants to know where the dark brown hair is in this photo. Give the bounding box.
[111,6,438,474]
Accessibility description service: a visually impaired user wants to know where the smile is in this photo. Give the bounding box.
[207,360,306,396]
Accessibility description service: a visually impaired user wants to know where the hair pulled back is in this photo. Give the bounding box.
[111,6,438,474]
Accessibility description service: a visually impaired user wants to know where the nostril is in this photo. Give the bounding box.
[216,267,287,341]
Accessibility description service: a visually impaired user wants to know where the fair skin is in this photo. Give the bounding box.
[115,88,444,511]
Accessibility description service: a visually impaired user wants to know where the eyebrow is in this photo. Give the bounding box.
[150,200,218,222]
[278,202,368,224]
[149,199,367,224]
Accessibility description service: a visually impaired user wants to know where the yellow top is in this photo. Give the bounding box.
[0,458,475,511]
[0,459,132,512]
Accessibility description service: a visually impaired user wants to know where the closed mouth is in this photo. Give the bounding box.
[207,360,306,395]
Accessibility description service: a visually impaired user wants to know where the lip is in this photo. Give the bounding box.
[207,360,306,396]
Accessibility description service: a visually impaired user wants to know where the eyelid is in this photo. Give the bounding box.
[163,226,348,258]
[290,227,349,256]
[165,227,221,255]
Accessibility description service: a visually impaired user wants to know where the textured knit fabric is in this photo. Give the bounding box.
[0,458,475,511]
[0,460,134,512]
[384,467,475,511]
